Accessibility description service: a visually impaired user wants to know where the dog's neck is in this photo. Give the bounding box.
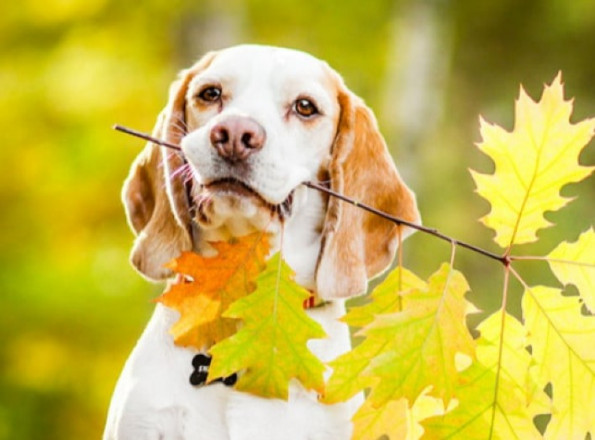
[276,187,326,291]
[192,186,326,292]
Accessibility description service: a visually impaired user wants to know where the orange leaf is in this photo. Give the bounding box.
[156,233,270,350]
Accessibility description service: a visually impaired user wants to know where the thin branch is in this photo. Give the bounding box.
[113,124,509,266]
[303,181,508,266]
[113,124,182,151]
[489,264,511,440]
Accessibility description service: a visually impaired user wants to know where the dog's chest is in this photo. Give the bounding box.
[106,302,355,440]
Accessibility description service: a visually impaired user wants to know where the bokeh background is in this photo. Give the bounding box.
[1,0,593,438]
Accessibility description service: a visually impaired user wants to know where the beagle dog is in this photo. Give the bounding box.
[104,45,419,440]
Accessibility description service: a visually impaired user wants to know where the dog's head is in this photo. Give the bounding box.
[122,45,419,299]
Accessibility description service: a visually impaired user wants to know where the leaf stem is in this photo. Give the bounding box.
[273,225,286,322]
[510,255,595,268]
[397,228,403,311]
[489,265,511,440]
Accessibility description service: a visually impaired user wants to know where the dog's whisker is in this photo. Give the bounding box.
[171,163,191,180]
[172,114,188,129]
[170,121,188,137]
[169,117,189,140]
[183,171,195,185]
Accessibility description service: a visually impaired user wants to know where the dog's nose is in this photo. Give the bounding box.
[210,116,266,163]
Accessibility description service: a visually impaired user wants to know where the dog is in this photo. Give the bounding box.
[104,45,419,440]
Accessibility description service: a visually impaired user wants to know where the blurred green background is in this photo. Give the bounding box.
[1,0,593,438]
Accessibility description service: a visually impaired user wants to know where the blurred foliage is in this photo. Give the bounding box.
[0,0,593,438]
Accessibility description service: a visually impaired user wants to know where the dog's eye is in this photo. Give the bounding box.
[197,86,222,103]
[294,98,319,118]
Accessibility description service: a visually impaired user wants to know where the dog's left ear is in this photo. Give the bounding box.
[316,86,420,300]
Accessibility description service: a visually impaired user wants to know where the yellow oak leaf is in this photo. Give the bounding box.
[364,264,475,406]
[323,267,426,404]
[352,396,409,440]
[422,366,543,440]
[547,227,595,312]
[523,286,595,439]
[352,391,447,440]
[474,311,549,411]
[207,253,326,400]
[471,74,595,249]
[156,233,269,350]
[422,312,547,440]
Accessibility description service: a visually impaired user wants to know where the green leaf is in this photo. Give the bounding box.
[364,263,475,406]
[208,253,326,400]
[342,267,427,328]
[324,267,426,404]
[422,312,547,440]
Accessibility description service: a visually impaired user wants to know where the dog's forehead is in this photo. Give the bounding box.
[193,45,334,90]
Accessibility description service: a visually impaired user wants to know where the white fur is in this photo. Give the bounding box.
[182,46,339,205]
[104,301,361,440]
[105,46,362,440]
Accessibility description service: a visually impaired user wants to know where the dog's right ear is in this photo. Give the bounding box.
[122,111,191,281]
[315,80,420,300]
[122,53,217,281]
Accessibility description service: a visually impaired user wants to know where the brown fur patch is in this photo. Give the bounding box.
[315,78,419,299]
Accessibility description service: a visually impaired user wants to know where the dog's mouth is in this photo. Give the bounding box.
[205,178,263,200]
[196,177,294,222]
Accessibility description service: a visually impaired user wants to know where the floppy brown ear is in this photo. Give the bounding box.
[122,53,216,280]
[316,89,420,299]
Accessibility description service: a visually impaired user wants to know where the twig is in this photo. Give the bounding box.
[113,124,182,151]
[113,124,509,266]
[303,182,508,265]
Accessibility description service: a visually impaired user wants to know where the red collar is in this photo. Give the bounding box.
[303,294,317,309]
[303,292,326,309]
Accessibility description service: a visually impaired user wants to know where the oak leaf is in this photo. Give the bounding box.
[547,227,595,312]
[208,253,326,400]
[352,396,409,440]
[471,74,595,248]
[156,233,269,350]
[363,264,474,406]
[342,267,427,328]
[523,285,595,439]
[331,264,474,439]
[323,267,426,404]
[352,392,446,440]
[422,312,547,439]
